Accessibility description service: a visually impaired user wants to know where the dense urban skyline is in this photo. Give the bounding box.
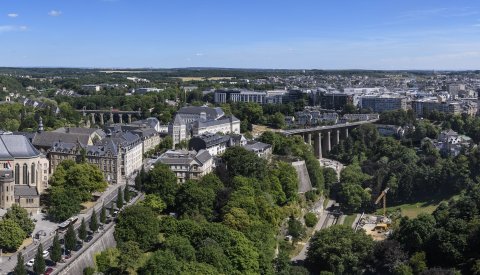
[1,0,480,69]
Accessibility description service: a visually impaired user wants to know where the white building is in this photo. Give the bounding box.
[169,115,188,147]
[192,116,241,136]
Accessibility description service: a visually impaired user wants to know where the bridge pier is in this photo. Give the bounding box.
[109,112,114,123]
[118,114,123,124]
[322,130,331,157]
[304,133,312,145]
[314,132,322,158]
[100,113,104,125]
[91,113,95,125]
[333,129,340,146]
[128,114,132,124]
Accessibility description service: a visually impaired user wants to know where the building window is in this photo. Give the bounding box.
[23,164,28,185]
[27,198,34,204]
[15,164,20,185]
[31,163,36,184]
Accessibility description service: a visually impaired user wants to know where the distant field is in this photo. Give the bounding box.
[173,76,234,82]
[376,195,459,218]
[100,70,154,73]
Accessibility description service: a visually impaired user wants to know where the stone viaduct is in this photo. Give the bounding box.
[282,119,378,158]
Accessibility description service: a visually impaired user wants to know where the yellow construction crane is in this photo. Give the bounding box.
[375,187,390,218]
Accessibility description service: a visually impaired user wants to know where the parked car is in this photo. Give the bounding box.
[85,235,94,243]
[42,250,49,258]
[26,259,34,267]
[74,243,83,251]
[44,267,54,275]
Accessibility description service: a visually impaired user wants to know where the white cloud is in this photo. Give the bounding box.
[0,25,27,33]
[473,24,480,27]
[7,13,18,18]
[195,53,204,56]
[48,10,62,17]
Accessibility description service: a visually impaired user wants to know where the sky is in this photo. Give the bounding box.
[1,0,480,70]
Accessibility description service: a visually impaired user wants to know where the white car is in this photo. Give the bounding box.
[43,250,49,258]
[26,259,34,267]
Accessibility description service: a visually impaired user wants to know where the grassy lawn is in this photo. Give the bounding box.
[375,195,459,219]
[343,214,357,227]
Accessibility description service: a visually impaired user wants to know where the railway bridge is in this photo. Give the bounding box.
[281,119,378,158]
[77,107,142,125]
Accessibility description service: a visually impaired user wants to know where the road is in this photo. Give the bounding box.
[0,180,129,274]
[292,199,338,262]
[55,192,144,275]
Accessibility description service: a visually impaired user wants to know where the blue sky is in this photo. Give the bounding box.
[1,0,480,69]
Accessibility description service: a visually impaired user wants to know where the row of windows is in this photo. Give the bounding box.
[14,163,37,185]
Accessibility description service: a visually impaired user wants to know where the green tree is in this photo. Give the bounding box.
[164,235,196,261]
[305,154,325,190]
[0,219,25,252]
[196,239,233,273]
[144,164,178,207]
[337,183,371,213]
[100,204,107,224]
[51,234,62,263]
[90,209,99,232]
[222,146,268,179]
[124,185,131,202]
[304,212,318,227]
[369,240,408,274]
[116,187,124,209]
[275,162,299,202]
[114,205,160,250]
[288,216,306,244]
[33,243,46,275]
[78,218,87,241]
[47,186,82,222]
[49,162,108,202]
[393,214,436,253]
[340,163,371,186]
[14,252,27,275]
[118,241,142,272]
[175,180,216,219]
[83,267,95,275]
[270,112,286,129]
[409,252,427,274]
[306,225,374,274]
[109,203,115,216]
[323,167,338,193]
[4,204,35,237]
[65,223,77,251]
[95,248,120,273]
[140,250,182,275]
[139,194,166,214]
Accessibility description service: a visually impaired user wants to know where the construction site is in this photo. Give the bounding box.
[354,187,392,241]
